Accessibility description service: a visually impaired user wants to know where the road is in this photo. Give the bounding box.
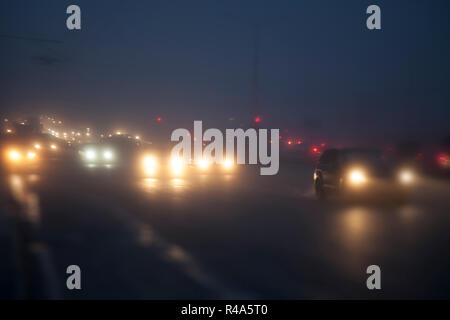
[1,159,450,299]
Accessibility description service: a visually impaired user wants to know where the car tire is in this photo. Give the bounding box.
[315,178,326,201]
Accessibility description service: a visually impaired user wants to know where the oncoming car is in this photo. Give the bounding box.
[1,143,40,171]
[313,148,415,200]
[140,155,235,178]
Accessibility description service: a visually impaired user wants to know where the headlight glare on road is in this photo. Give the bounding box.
[348,169,366,185]
[399,169,414,184]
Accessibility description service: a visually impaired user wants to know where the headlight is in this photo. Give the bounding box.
[222,159,233,170]
[198,159,210,170]
[144,156,157,175]
[27,152,36,159]
[171,157,184,175]
[50,144,57,150]
[399,169,414,184]
[348,169,367,185]
[85,149,97,161]
[103,150,114,160]
[9,150,22,162]
[34,144,41,149]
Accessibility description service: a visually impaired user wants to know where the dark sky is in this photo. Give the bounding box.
[1,0,449,144]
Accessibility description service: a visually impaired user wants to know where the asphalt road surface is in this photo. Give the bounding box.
[1,159,450,299]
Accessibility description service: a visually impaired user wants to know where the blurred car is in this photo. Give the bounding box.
[313,148,414,200]
[0,138,40,172]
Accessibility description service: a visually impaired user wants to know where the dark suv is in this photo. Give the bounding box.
[313,148,414,200]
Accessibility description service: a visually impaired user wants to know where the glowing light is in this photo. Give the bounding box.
[86,150,97,160]
[157,117,162,122]
[223,159,233,170]
[116,131,122,135]
[6,129,12,133]
[198,159,210,170]
[144,156,157,167]
[9,151,21,161]
[399,169,414,184]
[312,147,319,153]
[27,152,36,159]
[171,157,184,175]
[135,136,140,140]
[348,169,366,185]
[254,116,261,123]
[297,140,302,145]
[34,144,41,149]
[287,140,292,145]
[50,144,57,150]
[103,150,113,160]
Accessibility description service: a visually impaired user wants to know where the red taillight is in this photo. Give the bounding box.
[312,147,318,153]
[254,116,261,123]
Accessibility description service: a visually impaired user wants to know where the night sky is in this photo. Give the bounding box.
[1,0,449,144]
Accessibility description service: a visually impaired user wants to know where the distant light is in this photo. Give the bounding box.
[27,152,36,159]
[297,140,302,145]
[50,144,57,150]
[116,131,122,135]
[135,136,140,140]
[34,144,41,149]
[321,143,326,147]
[312,147,319,153]
[287,140,292,145]
[86,133,90,137]
[254,116,261,123]
[157,117,162,122]
[6,129,12,133]
[4,118,8,122]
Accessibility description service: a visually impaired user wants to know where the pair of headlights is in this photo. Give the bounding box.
[83,149,114,162]
[347,168,415,186]
[7,150,37,162]
[143,156,234,176]
[143,156,184,176]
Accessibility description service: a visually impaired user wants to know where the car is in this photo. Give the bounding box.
[313,148,414,200]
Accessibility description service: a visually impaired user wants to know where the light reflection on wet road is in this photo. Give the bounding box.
[1,162,450,299]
